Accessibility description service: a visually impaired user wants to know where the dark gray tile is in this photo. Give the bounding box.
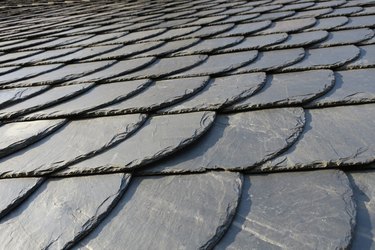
[161,73,265,113]
[281,45,360,71]
[321,7,363,17]
[87,77,209,115]
[256,104,375,172]
[218,7,255,15]
[306,69,375,107]
[304,0,346,10]
[135,39,200,57]
[77,172,241,249]
[0,83,93,119]
[251,11,296,22]
[179,24,235,39]
[285,8,334,20]
[227,70,334,111]
[334,16,375,30]
[212,13,260,24]
[25,80,151,119]
[171,37,243,56]
[143,108,305,174]
[215,21,272,37]
[0,114,146,177]
[180,15,228,27]
[347,171,375,250]
[360,30,375,45]
[244,4,283,13]
[352,6,375,16]
[217,170,355,250]
[231,48,305,73]
[312,28,374,48]
[138,19,192,29]
[25,35,94,50]
[256,18,317,35]
[275,1,315,11]
[62,33,126,47]
[341,45,375,69]
[111,55,207,80]
[265,31,328,49]
[304,16,349,31]
[0,173,130,249]
[56,111,215,175]
[100,29,166,45]
[0,177,43,219]
[341,0,375,7]
[143,26,201,41]
[171,51,258,78]
[0,85,48,108]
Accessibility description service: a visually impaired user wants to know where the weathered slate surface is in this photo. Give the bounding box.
[0,85,48,108]
[77,172,242,250]
[217,170,355,250]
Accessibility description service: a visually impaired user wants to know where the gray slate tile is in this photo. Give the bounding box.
[179,24,235,39]
[77,172,242,249]
[171,51,258,78]
[265,31,328,49]
[226,70,335,111]
[217,170,355,250]
[143,108,305,174]
[0,50,42,64]
[161,73,266,113]
[284,8,334,20]
[25,35,94,49]
[0,173,131,249]
[256,104,375,172]
[0,114,146,177]
[215,21,272,37]
[321,6,363,17]
[334,15,375,30]
[0,85,48,108]
[341,45,375,69]
[62,33,127,47]
[218,33,288,52]
[87,77,209,115]
[275,2,315,11]
[312,28,374,48]
[212,13,260,24]
[256,18,317,35]
[143,26,201,41]
[135,39,200,57]
[56,111,215,175]
[306,69,375,107]
[0,177,43,219]
[100,29,166,45]
[304,16,349,31]
[24,80,151,119]
[244,4,283,13]
[251,11,296,22]
[231,48,305,73]
[0,37,57,51]
[111,55,207,80]
[304,0,346,10]
[281,45,360,71]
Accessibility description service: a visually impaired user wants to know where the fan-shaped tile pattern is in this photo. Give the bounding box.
[77,172,242,250]
[217,170,355,250]
[143,108,305,174]
[0,173,131,249]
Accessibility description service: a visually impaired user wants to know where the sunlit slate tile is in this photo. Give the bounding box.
[266,31,328,49]
[171,37,244,56]
[111,55,207,80]
[188,8,227,17]
[256,18,316,35]
[334,15,375,30]
[87,77,209,115]
[0,83,93,119]
[0,38,26,50]
[284,7,333,20]
[46,25,100,36]
[227,70,334,111]
[100,29,166,45]
[341,45,375,69]
[0,173,131,249]
[61,32,127,47]
[77,172,241,249]
[251,11,295,22]
[275,2,315,11]
[215,21,271,37]
[0,50,42,64]
[57,111,215,174]
[240,0,273,7]
[180,15,228,27]
[0,64,62,86]
[0,85,48,108]
[321,6,363,17]
[113,20,162,32]
[218,7,255,15]
[244,4,283,13]
[25,80,151,119]
[352,6,375,16]
[135,39,200,57]
[281,45,360,71]
[307,69,375,107]
[171,51,258,78]
[232,48,305,73]
[25,35,94,49]
[256,104,375,172]
[341,0,375,7]
[304,0,346,10]
[217,170,355,250]
[212,13,260,24]
[312,28,374,48]
[0,114,146,177]
[0,37,56,51]
[0,177,43,219]
[143,26,201,41]
[305,16,349,31]
[179,24,235,39]
[143,108,305,173]
[162,73,265,113]
[0,119,66,157]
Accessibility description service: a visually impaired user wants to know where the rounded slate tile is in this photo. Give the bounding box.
[284,7,334,20]
[304,0,346,10]
[142,108,305,174]
[244,4,283,13]
[77,172,242,249]
[334,15,375,30]
[179,24,235,39]
[100,29,166,45]
[0,85,49,108]
[226,70,335,111]
[0,114,147,177]
[275,1,315,11]
[61,32,127,47]
[0,173,131,249]
[265,31,329,49]
[251,11,296,22]
[161,73,266,113]
[143,26,201,41]
[215,21,272,37]
[25,35,94,50]
[135,39,200,58]
[321,6,363,18]
[217,170,355,250]
[312,28,374,48]
[340,45,375,69]
[256,18,317,35]
[0,50,43,64]
[256,104,375,172]
[305,16,349,31]
[212,13,260,24]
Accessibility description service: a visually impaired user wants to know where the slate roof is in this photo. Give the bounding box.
[0,0,374,249]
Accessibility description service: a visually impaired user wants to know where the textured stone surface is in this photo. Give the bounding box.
[144,108,305,174]
[256,104,375,172]
[0,85,48,108]
[215,21,272,37]
[0,173,131,249]
[144,26,201,41]
[305,16,349,31]
[227,70,334,110]
[217,170,355,250]
[0,83,93,119]
[77,172,242,250]
[257,17,316,34]
[334,15,375,30]
[89,77,209,115]
[162,73,266,113]
[281,45,360,71]
[307,69,375,107]
[100,29,166,45]
[341,45,375,69]
[313,28,374,48]
[0,114,146,177]
[180,24,235,39]
[137,39,200,57]
[266,31,328,49]
[56,111,215,175]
